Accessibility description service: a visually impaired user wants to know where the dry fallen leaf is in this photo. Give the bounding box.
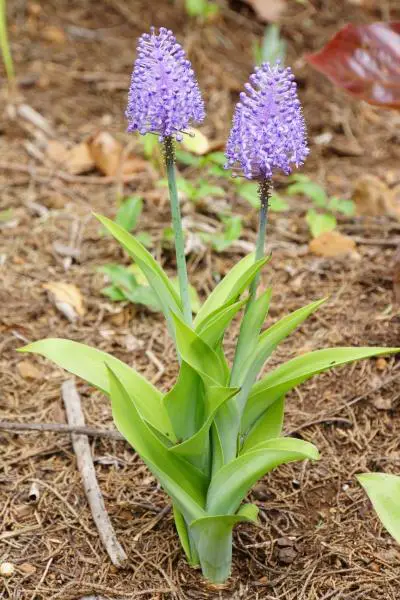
[66,142,95,175]
[89,131,122,176]
[306,22,400,109]
[43,282,85,322]
[88,131,149,176]
[244,0,286,22]
[41,25,66,44]
[19,563,36,576]
[372,395,392,410]
[309,230,357,257]
[17,360,42,380]
[352,174,400,220]
[182,128,210,155]
[46,140,69,166]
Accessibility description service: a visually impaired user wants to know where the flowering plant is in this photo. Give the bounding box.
[20,28,398,583]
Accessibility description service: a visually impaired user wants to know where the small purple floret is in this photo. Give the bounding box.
[225,62,309,179]
[126,27,205,140]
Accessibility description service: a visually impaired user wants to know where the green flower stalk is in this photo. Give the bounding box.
[164,136,192,325]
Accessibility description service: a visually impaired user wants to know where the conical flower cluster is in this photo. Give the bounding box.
[126,27,205,140]
[225,62,308,179]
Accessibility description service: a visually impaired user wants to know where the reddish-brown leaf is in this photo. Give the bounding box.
[306,22,400,109]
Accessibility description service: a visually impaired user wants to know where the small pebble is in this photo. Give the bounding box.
[0,562,15,577]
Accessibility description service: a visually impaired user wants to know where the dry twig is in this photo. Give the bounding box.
[62,379,128,567]
[0,420,124,440]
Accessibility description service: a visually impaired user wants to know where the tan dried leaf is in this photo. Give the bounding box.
[17,360,42,380]
[41,26,66,44]
[89,131,123,176]
[19,563,36,576]
[66,143,95,175]
[309,230,357,257]
[46,140,69,165]
[43,282,85,322]
[244,0,286,22]
[352,174,400,220]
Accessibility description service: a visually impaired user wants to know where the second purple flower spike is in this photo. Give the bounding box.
[225,62,309,180]
[126,27,205,140]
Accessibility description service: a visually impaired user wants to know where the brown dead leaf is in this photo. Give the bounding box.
[89,131,122,176]
[309,230,357,257]
[352,174,400,219]
[372,395,392,410]
[41,26,66,44]
[244,0,286,22]
[46,140,69,166]
[17,360,42,380]
[43,282,85,322]
[19,563,36,576]
[66,142,95,175]
[88,131,148,176]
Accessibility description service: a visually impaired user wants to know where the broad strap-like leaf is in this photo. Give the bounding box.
[193,254,269,329]
[172,312,227,385]
[241,396,285,454]
[235,298,326,414]
[206,437,319,516]
[195,299,247,348]
[189,504,259,584]
[169,384,239,472]
[242,346,400,434]
[20,338,176,442]
[230,288,272,386]
[172,504,199,566]
[164,362,205,442]
[357,473,400,544]
[96,214,183,335]
[107,365,206,519]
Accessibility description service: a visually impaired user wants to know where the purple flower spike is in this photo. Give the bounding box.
[225,62,309,179]
[126,27,205,141]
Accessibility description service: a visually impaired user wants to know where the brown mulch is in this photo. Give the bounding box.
[1,0,400,599]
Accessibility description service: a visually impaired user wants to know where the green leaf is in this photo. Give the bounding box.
[99,264,160,310]
[172,504,195,564]
[209,152,226,166]
[207,437,319,516]
[195,299,247,348]
[189,505,258,583]
[235,298,327,413]
[107,365,206,519]
[95,214,182,335]
[164,362,206,441]
[115,196,143,232]
[197,183,225,199]
[135,231,153,248]
[287,180,327,207]
[306,209,337,238]
[357,473,400,544]
[328,197,356,216]
[269,193,289,212]
[236,181,259,207]
[172,313,227,385]
[240,397,285,453]
[230,288,272,385]
[101,285,126,301]
[20,338,176,441]
[242,346,400,434]
[175,149,201,167]
[169,384,239,471]
[194,253,269,328]
[259,24,286,65]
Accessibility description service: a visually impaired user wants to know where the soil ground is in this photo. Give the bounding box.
[1,1,400,599]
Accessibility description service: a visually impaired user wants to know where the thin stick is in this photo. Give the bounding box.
[0,420,124,440]
[61,379,128,567]
[164,136,192,326]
